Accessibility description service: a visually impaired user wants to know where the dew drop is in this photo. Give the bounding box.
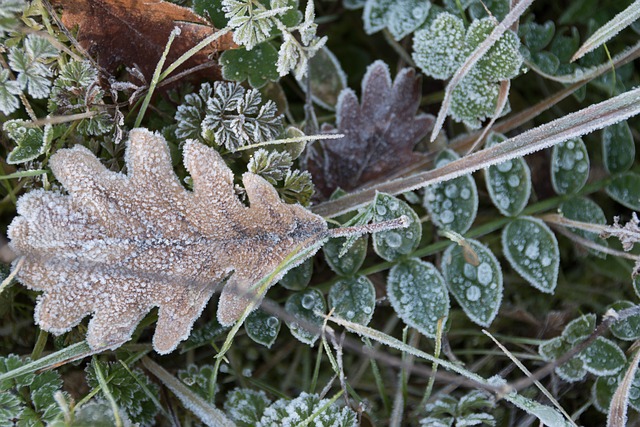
[376,204,387,216]
[267,316,279,328]
[301,294,316,309]
[385,231,402,248]
[440,210,454,224]
[496,161,513,172]
[477,262,493,285]
[444,183,458,198]
[466,286,481,302]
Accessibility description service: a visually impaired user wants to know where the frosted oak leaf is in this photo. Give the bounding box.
[8,129,327,354]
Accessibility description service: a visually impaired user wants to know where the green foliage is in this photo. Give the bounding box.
[3,120,49,164]
[0,68,22,115]
[8,35,56,99]
[285,289,326,345]
[551,137,590,195]
[372,193,422,261]
[245,309,281,347]
[420,390,496,426]
[0,355,63,427]
[424,149,478,234]
[85,361,160,426]
[220,42,280,88]
[328,275,376,325]
[387,257,449,337]
[442,239,503,328]
[224,388,271,426]
[258,392,357,426]
[363,0,431,40]
[501,216,559,294]
[177,364,217,402]
[484,132,531,217]
[413,13,523,127]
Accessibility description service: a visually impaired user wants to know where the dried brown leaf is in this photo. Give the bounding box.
[51,0,236,82]
[307,60,435,200]
[8,129,327,354]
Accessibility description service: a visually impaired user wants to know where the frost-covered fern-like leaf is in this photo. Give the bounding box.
[49,61,111,136]
[258,392,357,426]
[202,82,283,151]
[0,354,64,426]
[223,0,286,50]
[0,69,22,115]
[175,83,213,140]
[248,149,293,184]
[280,169,314,205]
[224,388,271,426]
[86,361,160,426]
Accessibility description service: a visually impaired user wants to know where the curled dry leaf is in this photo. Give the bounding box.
[8,129,327,354]
[51,0,237,83]
[307,60,435,200]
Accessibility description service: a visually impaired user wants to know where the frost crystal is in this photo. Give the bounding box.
[8,129,327,354]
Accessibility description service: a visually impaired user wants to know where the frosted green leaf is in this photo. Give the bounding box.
[86,361,160,426]
[328,276,375,325]
[609,301,640,341]
[279,258,312,290]
[0,0,24,38]
[551,137,590,195]
[284,289,326,345]
[323,234,367,277]
[502,216,559,294]
[442,239,502,327]
[363,0,431,40]
[559,197,608,257]
[297,46,347,111]
[245,309,281,348]
[424,150,478,234]
[193,0,228,27]
[635,275,640,300]
[372,193,422,261]
[387,258,449,338]
[593,367,640,413]
[59,400,131,427]
[538,336,586,382]
[466,19,523,82]
[412,13,466,80]
[450,69,502,129]
[579,337,626,376]
[224,388,271,427]
[177,364,217,402]
[468,0,509,20]
[530,51,560,75]
[259,392,357,426]
[562,313,596,344]
[603,121,635,173]
[484,132,531,217]
[519,20,555,52]
[8,36,55,99]
[3,120,49,164]
[0,69,21,116]
[220,42,279,89]
[605,172,640,210]
[175,83,212,140]
[248,149,293,184]
[0,393,23,426]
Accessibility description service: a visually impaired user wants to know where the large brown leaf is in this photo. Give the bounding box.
[8,129,327,354]
[307,60,435,200]
[51,0,236,82]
